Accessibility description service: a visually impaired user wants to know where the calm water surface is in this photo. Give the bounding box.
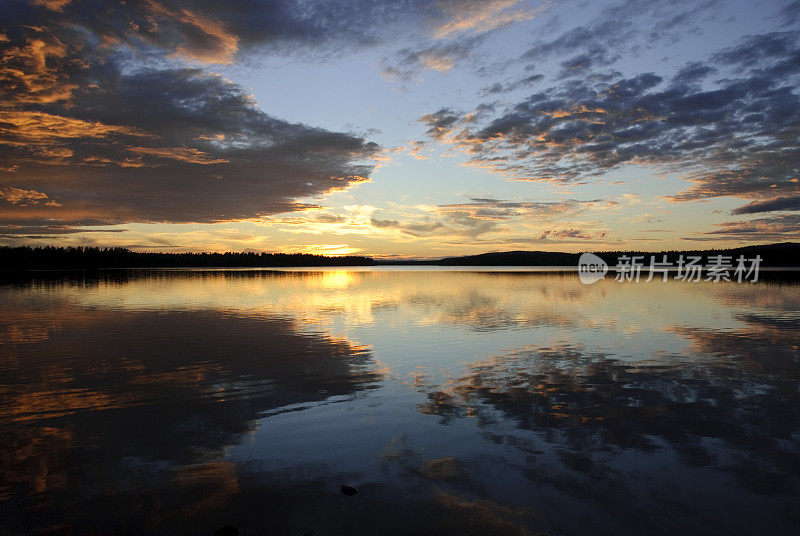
[1,269,799,535]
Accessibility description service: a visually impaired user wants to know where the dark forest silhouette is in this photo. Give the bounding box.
[0,242,798,269]
[0,246,375,269]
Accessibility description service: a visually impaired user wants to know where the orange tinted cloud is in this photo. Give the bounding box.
[128,146,230,165]
[0,110,149,141]
[434,0,541,38]
[0,34,78,104]
[143,0,239,64]
[31,0,72,11]
[0,187,53,206]
[0,110,151,166]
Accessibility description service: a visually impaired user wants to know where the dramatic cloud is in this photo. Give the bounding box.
[0,0,560,235]
[2,0,540,66]
[3,0,798,250]
[732,196,800,215]
[419,31,800,204]
[0,1,388,232]
[0,66,379,228]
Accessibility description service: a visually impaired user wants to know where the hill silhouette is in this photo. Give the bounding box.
[430,242,800,267]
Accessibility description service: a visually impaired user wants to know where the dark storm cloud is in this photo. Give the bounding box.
[0,0,392,229]
[732,196,800,215]
[420,31,800,203]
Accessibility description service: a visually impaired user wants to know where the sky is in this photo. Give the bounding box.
[0,0,798,258]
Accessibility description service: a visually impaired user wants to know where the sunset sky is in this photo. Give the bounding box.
[1,0,798,258]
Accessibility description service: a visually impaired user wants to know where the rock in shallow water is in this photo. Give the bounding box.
[340,484,359,496]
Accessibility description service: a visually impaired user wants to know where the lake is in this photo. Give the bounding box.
[1,269,799,535]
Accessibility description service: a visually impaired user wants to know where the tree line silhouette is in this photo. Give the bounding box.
[0,246,375,269]
[1,242,798,270]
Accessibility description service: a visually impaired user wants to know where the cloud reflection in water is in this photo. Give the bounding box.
[0,270,798,535]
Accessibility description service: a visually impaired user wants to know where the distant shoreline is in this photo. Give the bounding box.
[1,242,799,270]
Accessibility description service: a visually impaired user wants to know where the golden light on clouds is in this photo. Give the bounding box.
[0,34,78,104]
[433,0,542,38]
[128,146,230,165]
[31,0,72,12]
[143,0,240,64]
[0,110,149,142]
[0,186,56,206]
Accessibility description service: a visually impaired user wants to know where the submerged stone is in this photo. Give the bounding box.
[340,484,359,496]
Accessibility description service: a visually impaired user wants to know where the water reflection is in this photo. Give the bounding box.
[0,291,381,534]
[0,270,798,535]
